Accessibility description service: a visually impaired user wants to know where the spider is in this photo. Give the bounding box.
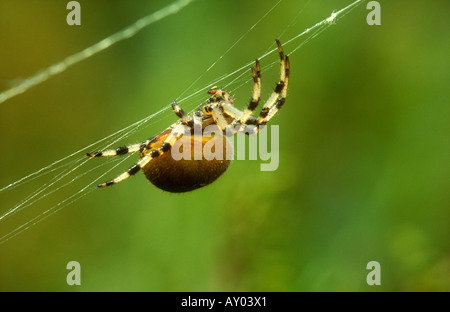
[87,39,289,192]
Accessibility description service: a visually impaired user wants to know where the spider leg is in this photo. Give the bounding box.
[213,104,258,136]
[230,54,289,136]
[223,59,261,135]
[221,103,244,121]
[226,40,289,136]
[172,99,193,127]
[210,106,229,132]
[192,110,203,129]
[216,103,245,135]
[97,124,185,187]
[87,142,146,158]
[225,121,259,136]
[256,39,288,124]
[259,55,289,124]
[232,59,261,125]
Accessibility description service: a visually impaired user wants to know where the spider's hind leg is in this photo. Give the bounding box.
[87,133,159,158]
[87,142,145,158]
[97,123,185,187]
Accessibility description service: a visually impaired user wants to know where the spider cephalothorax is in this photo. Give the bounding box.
[87,40,289,192]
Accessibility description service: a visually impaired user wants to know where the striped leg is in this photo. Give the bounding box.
[230,53,289,136]
[172,99,193,127]
[213,104,258,136]
[210,106,229,132]
[256,39,287,124]
[225,41,289,135]
[233,59,261,126]
[231,52,288,136]
[259,55,289,125]
[87,142,146,158]
[221,103,244,121]
[97,124,185,187]
[219,60,261,136]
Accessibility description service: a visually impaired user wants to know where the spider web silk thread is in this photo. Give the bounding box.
[0,0,194,106]
[0,0,367,244]
[0,155,134,244]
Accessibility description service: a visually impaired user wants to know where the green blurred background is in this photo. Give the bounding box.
[0,0,448,291]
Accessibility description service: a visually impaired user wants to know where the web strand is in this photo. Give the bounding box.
[0,0,194,106]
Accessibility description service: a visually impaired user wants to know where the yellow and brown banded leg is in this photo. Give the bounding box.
[226,40,289,136]
[259,54,289,125]
[87,142,145,158]
[96,124,185,187]
[256,39,288,125]
[172,99,194,127]
[211,62,261,136]
[233,59,261,127]
[240,41,290,135]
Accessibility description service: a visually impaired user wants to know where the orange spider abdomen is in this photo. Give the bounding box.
[140,130,232,193]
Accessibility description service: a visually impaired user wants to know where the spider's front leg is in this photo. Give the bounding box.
[219,59,261,136]
[256,40,290,125]
[227,40,290,136]
[232,58,261,127]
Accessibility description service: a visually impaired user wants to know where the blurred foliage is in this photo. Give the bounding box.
[0,0,448,291]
